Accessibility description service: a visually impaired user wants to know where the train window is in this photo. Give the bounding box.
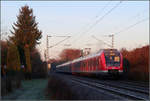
[114,56,120,62]
[79,62,81,67]
[76,62,81,68]
[105,53,121,66]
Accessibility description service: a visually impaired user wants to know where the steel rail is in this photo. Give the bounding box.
[118,80,149,88]
[71,77,149,100]
[79,77,149,95]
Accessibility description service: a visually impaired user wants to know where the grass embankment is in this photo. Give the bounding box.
[2,78,48,100]
[122,45,149,82]
[47,73,123,100]
[46,73,75,100]
[1,75,21,97]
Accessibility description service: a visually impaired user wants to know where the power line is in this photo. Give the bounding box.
[95,1,112,18]
[127,9,148,21]
[70,1,122,46]
[100,8,149,37]
[91,35,112,48]
[99,17,149,49]
[49,36,71,48]
[82,1,122,35]
[116,17,149,35]
[68,1,111,45]
[99,9,149,48]
[46,35,71,61]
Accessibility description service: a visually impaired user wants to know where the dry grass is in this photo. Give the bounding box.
[46,73,76,100]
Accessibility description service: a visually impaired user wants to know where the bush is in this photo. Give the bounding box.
[46,73,74,100]
[1,75,22,96]
[30,49,47,78]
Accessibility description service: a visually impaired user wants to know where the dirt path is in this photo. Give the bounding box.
[2,79,49,100]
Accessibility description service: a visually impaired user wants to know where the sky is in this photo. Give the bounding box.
[1,1,149,60]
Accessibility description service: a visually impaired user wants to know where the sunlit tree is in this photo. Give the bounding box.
[7,42,21,72]
[59,48,81,62]
[9,5,42,78]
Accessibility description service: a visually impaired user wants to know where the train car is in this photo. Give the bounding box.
[56,49,123,76]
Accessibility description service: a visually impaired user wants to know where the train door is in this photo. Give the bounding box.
[84,61,86,72]
[96,57,99,71]
[86,59,88,72]
[80,61,83,72]
[99,57,102,70]
[89,59,91,72]
[88,59,91,72]
[100,52,106,70]
[91,59,94,72]
[93,58,96,72]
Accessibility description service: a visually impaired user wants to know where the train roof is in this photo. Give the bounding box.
[56,49,119,68]
[56,61,72,68]
[56,50,103,68]
[72,49,103,63]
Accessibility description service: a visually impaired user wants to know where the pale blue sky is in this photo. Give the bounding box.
[1,1,149,60]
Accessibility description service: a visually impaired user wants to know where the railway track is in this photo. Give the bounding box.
[78,77,149,95]
[64,74,149,100]
[117,80,149,88]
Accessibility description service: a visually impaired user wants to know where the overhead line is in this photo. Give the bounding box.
[99,17,149,49]
[83,1,122,35]
[70,1,122,46]
[116,17,149,35]
[68,1,111,45]
[91,35,112,48]
[100,9,149,37]
[49,36,71,48]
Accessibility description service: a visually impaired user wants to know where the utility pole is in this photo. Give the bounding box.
[47,35,48,61]
[46,35,51,62]
[108,34,114,49]
[83,48,91,56]
[46,35,71,62]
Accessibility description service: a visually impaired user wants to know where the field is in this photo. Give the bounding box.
[2,79,49,100]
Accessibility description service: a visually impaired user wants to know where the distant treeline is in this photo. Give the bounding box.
[121,45,149,81]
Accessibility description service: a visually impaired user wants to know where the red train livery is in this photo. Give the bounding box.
[56,49,123,76]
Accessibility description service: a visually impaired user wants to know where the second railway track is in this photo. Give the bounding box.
[76,76,149,95]
[64,74,149,100]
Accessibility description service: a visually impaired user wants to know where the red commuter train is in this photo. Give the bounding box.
[56,49,123,76]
